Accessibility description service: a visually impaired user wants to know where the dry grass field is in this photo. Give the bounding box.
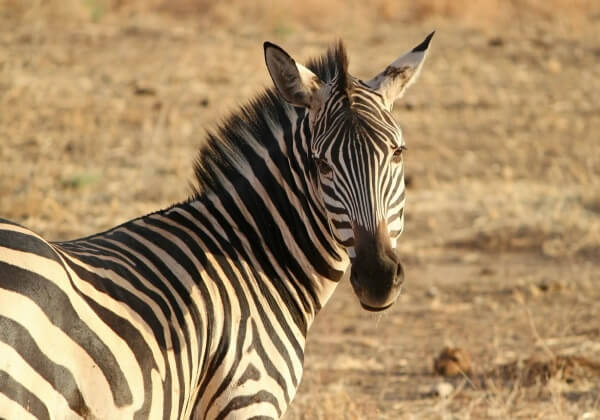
[1,1,600,418]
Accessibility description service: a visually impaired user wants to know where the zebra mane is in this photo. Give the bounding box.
[306,40,351,97]
[191,41,350,197]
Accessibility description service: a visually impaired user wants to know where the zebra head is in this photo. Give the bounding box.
[264,34,433,311]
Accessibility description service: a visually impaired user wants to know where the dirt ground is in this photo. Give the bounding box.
[1,1,599,418]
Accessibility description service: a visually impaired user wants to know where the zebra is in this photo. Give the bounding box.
[0,33,433,419]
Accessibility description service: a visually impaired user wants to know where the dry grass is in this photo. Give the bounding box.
[2,0,600,31]
[1,1,599,418]
[399,184,600,261]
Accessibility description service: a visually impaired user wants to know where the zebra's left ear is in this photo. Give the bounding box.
[366,31,434,108]
[264,42,325,110]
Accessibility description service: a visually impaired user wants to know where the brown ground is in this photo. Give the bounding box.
[1,1,599,418]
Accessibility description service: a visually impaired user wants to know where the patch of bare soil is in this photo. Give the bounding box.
[1,2,599,418]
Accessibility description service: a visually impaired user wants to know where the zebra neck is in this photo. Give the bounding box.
[185,175,347,332]
[186,91,350,332]
[184,119,346,330]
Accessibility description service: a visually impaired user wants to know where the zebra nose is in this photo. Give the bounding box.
[349,258,402,311]
[349,223,404,311]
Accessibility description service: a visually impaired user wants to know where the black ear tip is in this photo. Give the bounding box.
[263,41,291,60]
[412,31,435,52]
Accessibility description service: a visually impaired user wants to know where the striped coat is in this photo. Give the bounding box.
[0,33,433,419]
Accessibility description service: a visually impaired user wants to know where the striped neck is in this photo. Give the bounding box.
[188,98,348,332]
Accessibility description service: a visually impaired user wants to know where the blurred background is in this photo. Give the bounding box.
[1,1,599,418]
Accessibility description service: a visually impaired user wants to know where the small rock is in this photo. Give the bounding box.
[528,284,542,298]
[433,382,454,398]
[488,37,504,47]
[396,358,409,368]
[426,286,439,298]
[434,347,473,377]
[512,289,525,304]
[480,266,495,276]
[132,80,157,96]
[462,252,480,263]
[547,58,561,73]
[418,385,432,396]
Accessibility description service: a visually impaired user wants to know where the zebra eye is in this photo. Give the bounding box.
[392,146,406,163]
[316,158,333,176]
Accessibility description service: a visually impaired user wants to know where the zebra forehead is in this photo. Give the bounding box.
[317,100,400,148]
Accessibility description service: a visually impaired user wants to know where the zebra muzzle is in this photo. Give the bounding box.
[349,223,404,311]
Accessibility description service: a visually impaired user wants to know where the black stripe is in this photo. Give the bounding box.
[0,370,50,420]
[237,364,261,386]
[0,230,61,262]
[81,293,156,420]
[215,390,281,420]
[0,218,25,227]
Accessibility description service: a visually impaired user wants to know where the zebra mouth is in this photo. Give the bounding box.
[359,301,395,312]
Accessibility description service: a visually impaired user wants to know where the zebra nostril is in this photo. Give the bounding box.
[394,264,404,285]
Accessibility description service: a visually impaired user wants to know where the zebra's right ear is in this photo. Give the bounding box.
[264,42,324,110]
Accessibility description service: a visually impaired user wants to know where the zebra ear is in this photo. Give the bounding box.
[264,42,324,109]
[366,32,434,107]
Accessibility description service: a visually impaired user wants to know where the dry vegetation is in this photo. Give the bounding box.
[1,0,599,418]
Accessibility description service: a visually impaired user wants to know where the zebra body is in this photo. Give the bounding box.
[0,34,433,419]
